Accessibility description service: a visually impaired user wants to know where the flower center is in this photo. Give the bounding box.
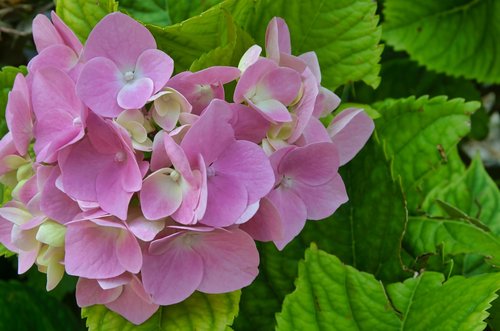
[124,71,135,82]
[281,176,293,188]
[170,170,180,182]
[72,116,82,126]
[207,166,216,177]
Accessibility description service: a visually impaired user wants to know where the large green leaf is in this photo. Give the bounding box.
[423,156,500,234]
[373,96,480,212]
[119,0,171,26]
[234,0,382,90]
[276,245,401,331]
[0,65,27,137]
[383,0,500,84]
[167,0,224,24]
[405,216,500,267]
[56,0,118,42]
[0,280,84,331]
[276,246,500,331]
[386,271,500,331]
[83,291,240,331]
[147,0,253,73]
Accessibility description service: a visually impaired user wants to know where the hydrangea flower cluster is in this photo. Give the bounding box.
[0,12,374,324]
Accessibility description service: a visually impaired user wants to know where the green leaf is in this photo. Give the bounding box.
[423,156,500,234]
[383,0,500,84]
[386,271,500,331]
[0,280,84,331]
[56,0,118,42]
[119,0,171,26]
[147,0,253,73]
[0,65,27,137]
[167,0,224,24]
[405,216,500,267]
[276,245,401,331]
[373,96,480,212]
[276,246,500,331]
[83,291,240,331]
[235,0,382,90]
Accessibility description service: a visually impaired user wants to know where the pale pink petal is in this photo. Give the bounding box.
[163,133,194,183]
[76,57,123,117]
[240,197,284,242]
[32,14,63,52]
[6,74,32,155]
[180,99,234,165]
[76,278,123,307]
[185,66,241,85]
[150,131,171,171]
[279,142,339,186]
[229,103,269,143]
[82,12,156,69]
[127,212,165,242]
[98,273,133,290]
[313,87,341,118]
[297,117,331,145]
[140,170,182,220]
[238,45,262,72]
[115,229,142,274]
[214,140,274,203]
[235,201,260,225]
[293,174,348,220]
[117,77,154,110]
[201,175,248,227]
[28,44,78,76]
[96,163,135,220]
[194,228,259,293]
[265,17,291,61]
[328,108,375,165]
[106,277,159,325]
[18,249,38,274]
[234,58,277,103]
[249,98,292,123]
[50,11,83,54]
[299,51,321,83]
[0,215,15,251]
[142,237,204,305]
[267,187,307,250]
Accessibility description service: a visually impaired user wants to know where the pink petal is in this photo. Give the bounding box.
[279,142,339,186]
[163,133,194,183]
[76,278,123,307]
[136,49,173,92]
[180,99,234,165]
[0,215,15,251]
[50,11,83,54]
[288,67,318,143]
[115,229,143,274]
[65,219,139,279]
[28,44,78,76]
[82,12,156,69]
[234,58,277,103]
[127,212,165,242]
[257,67,301,105]
[214,140,274,203]
[297,117,331,145]
[150,131,171,171]
[185,66,241,85]
[76,57,123,117]
[201,174,248,227]
[142,236,204,305]
[18,249,38,274]
[265,17,291,61]
[293,174,348,220]
[117,77,154,110]
[313,87,341,118]
[299,51,321,83]
[229,103,269,143]
[267,187,307,250]
[240,197,284,242]
[140,170,182,220]
[96,163,136,220]
[328,108,375,165]
[98,273,133,290]
[32,67,85,163]
[238,45,262,72]
[6,74,32,155]
[106,277,159,325]
[32,14,63,52]
[194,228,259,293]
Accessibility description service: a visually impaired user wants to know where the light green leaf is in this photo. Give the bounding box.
[276,245,401,331]
[373,96,480,212]
[83,291,240,331]
[383,0,500,84]
[147,0,253,73]
[235,0,382,90]
[0,65,27,137]
[119,0,171,26]
[167,0,223,24]
[423,156,500,234]
[0,280,84,331]
[56,0,118,42]
[405,216,500,267]
[386,271,500,331]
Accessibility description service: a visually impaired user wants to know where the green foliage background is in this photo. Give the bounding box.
[1,0,499,330]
